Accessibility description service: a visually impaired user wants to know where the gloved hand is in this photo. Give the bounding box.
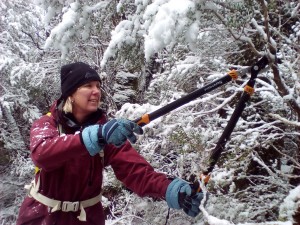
[99,118,143,147]
[81,119,143,156]
[166,178,204,217]
[81,125,102,156]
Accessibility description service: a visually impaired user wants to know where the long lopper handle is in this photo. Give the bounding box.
[133,71,238,126]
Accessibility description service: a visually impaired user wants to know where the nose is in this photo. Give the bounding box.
[92,87,100,94]
[91,86,101,95]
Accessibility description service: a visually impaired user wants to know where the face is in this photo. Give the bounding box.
[71,81,101,120]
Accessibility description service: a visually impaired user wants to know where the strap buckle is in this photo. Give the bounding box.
[61,201,80,212]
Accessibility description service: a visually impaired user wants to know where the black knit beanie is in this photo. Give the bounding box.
[60,62,101,99]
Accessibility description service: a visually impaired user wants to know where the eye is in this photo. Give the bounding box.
[83,83,92,88]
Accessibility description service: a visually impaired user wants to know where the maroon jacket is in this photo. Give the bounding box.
[17,101,171,225]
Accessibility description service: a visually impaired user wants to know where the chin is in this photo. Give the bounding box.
[88,107,98,112]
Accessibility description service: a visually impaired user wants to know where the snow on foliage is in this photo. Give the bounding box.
[279,185,300,223]
[1,0,300,225]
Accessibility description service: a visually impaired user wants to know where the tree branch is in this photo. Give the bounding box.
[256,0,300,121]
[210,9,262,57]
[21,30,44,50]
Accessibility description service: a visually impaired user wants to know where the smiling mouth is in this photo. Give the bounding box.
[89,100,98,103]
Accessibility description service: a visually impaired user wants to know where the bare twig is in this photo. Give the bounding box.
[21,30,44,50]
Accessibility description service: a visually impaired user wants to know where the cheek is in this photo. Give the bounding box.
[75,92,90,103]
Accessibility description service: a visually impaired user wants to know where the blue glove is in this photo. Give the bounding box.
[81,125,102,156]
[166,178,203,217]
[99,119,143,147]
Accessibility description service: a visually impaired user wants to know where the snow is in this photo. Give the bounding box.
[101,20,136,67]
[1,0,300,224]
[269,113,300,127]
[279,185,300,222]
[143,0,196,60]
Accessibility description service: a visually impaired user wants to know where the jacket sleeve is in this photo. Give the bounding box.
[104,142,171,199]
[30,114,90,171]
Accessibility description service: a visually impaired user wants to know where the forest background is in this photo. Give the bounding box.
[0,0,300,224]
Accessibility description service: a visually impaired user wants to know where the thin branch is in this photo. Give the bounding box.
[21,30,44,50]
[210,9,262,57]
[255,0,300,121]
[269,113,300,127]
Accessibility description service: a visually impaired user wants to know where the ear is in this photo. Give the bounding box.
[68,96,74,103]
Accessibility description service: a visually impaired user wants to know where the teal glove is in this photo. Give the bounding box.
[82,119,143,156]
[82,125,102,156]
[166,178,204,217]
[99,118,143,147]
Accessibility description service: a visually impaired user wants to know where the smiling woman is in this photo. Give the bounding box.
[69,81,101,123]
[60,62,102,123]
[16,62,203,225]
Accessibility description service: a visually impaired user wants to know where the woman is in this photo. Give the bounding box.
[17,62,203,225]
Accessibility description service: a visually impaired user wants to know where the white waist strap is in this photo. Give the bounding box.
[25,177,102,221]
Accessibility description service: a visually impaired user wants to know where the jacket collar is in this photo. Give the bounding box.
[51,98,105,131]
